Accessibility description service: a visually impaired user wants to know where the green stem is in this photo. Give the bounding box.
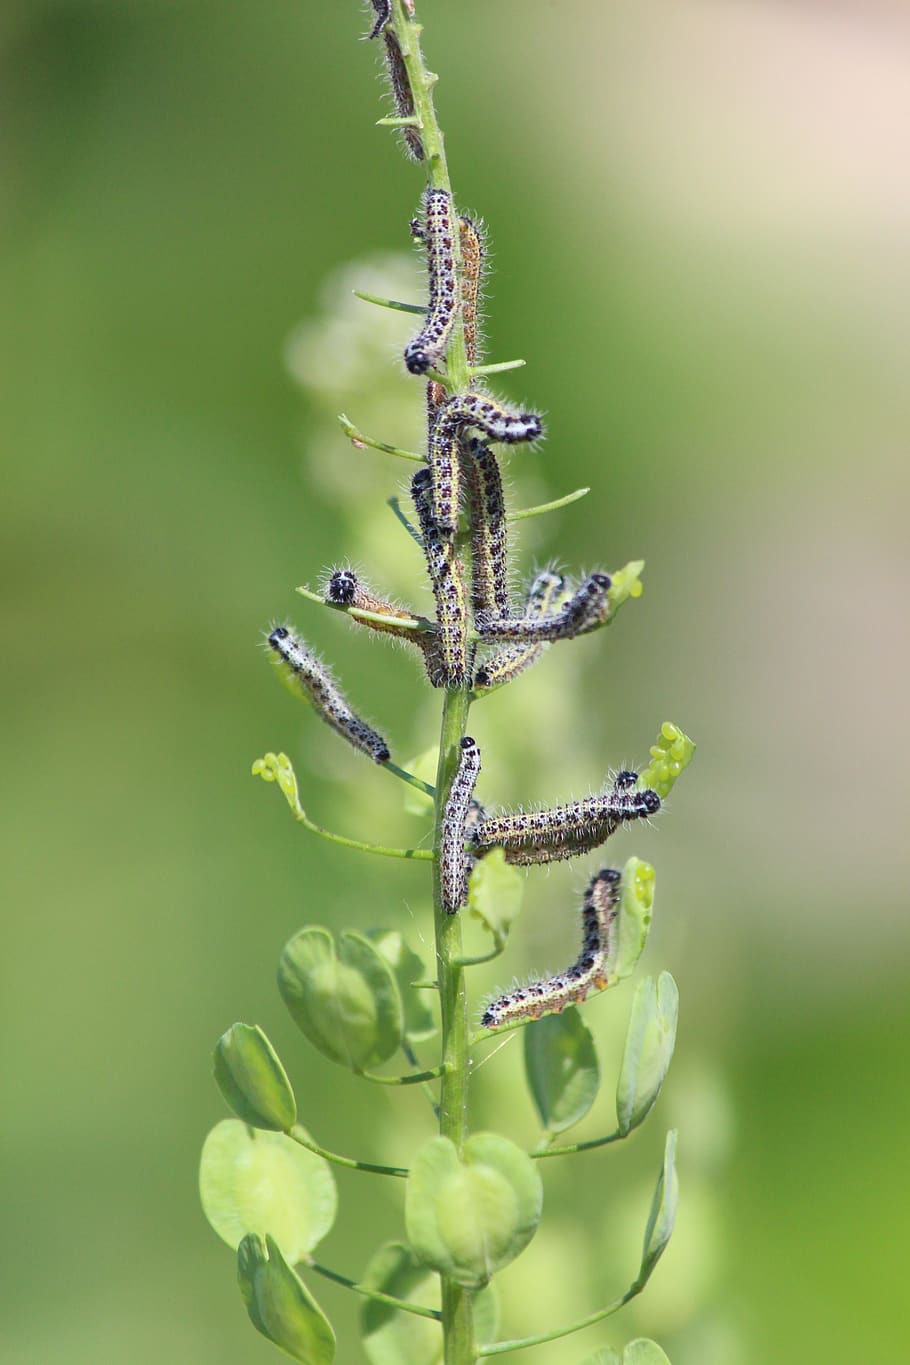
[531,1129,623,1160]
[470,359,526,377]
[290,805,433,861]
[307,1260,442,1322]
[338,413,424,463]
[389,5,477,1358]
[286,1124,408,1178]
[358,1063,444,1086]
[476,1281,643,1356]
[353,288,428,314]
[508,487,590,522]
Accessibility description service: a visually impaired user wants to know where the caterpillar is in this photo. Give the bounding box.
[481,868,622,1028]
[380,30,424,161]
[463,438,509,616]
[266,625,390,763]
[411,468,469,687]
[324,568,427,640]
[458,214,486,368]
[405,189,457,374]
[476,572,611,643]
[470,781,660,866]
[440,736,482,914]
[473,569,569,690]
[438,392,543,445]
[426,412,461,536]
[367,0,391,39]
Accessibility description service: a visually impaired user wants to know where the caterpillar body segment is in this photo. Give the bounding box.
[473,569,569,690]
[405,189,458,374]
[464,438,509,616]
[266,625,390,763]
[481,869,622,1028]
[411,468,469,687]
[440,736,482,914]
[475,572,611,643]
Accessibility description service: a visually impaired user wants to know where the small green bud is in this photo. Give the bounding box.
[214,1023,297,1131]
[238,1232,335,1364]
[637,722,695,801]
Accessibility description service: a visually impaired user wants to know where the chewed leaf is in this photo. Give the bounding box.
[637,722,695,801]
[367,929,436,1043]
[199,1120,336,1260]
[238,1233,335,1363]
[279,927,403,1070]
[468,849,524,945]
[406,1132,542,1288]
[214,1023,297,1131]
[616,973,679,1136]
[524,1008,600,1136]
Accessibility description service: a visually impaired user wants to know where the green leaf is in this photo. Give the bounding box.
[238,1232,335,1363]
[637,722,695,801]
[524,1008,600,1136]
[616,973,679,1136]
[360,1241,498,1365]
[403,748,437,816]
[639,1130,679,1285]
[367,930,436,1043]
[623,1342,672,1365]
[610,857,656,983]
[467,849,524,945]
[278,926,403,1070]
[214,1023,297,1131]
[406,1133,543,1288]
[199,1119,337,1260]
[577,1351,621,1365]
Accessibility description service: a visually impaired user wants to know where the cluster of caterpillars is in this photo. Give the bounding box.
[264,65,659,1027]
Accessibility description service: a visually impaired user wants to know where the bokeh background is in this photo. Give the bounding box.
[2,1,908,1361]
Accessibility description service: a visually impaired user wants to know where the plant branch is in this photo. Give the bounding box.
[307,1260,442,1322]
[353,288,428,315]
[338,413,424,463]
[531,1129,623,1160]
[286,1123,408,1178]
[476,1281,643,1356]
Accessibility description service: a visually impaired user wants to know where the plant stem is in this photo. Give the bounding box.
[307,1260,442,1321]
[286,1123,408,1178]
[390,2,476,1358]
[476,1281,643,1356]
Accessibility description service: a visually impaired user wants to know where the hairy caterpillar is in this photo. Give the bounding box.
[470,780,660,866]
[481,868,622,1028]
[426,412,461,536]
[463,438,509,616]
[458,214,486,368]
[405,189,457,374]
[324,568,426,638]
[411,468,469,687]
[437,392,543,445]
[440,736,482,914]
[266,625,390,763]
[473,569,569,689]
[367,0,391,39]
[476,572,611,642]
[379,31,425,161]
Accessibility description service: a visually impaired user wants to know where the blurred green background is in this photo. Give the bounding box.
[2,1,908,1361]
